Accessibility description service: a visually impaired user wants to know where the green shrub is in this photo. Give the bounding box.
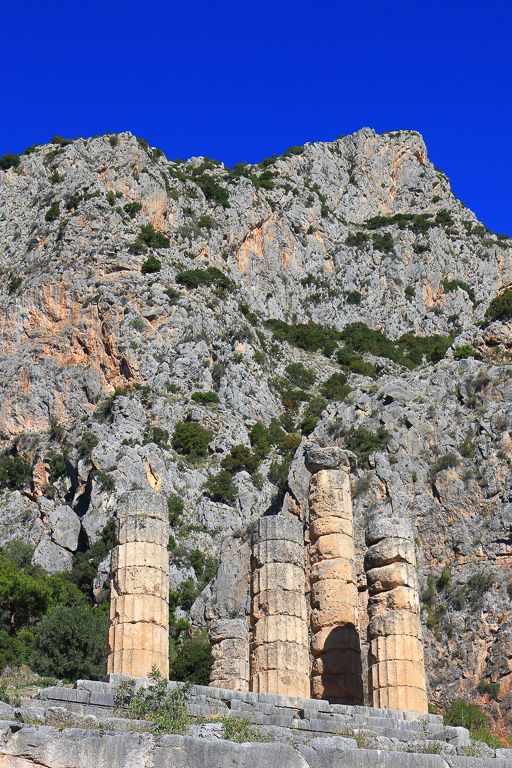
[453,345,476,360]
[167,494,184,526]
[31,605,109,680]
[342,426,390,466]
[191,391,219,405]
[194,176,229,208]
[141,255,162,274]
[268,456,292,494]
[48,451,68,481]
[172,422,211,458]
[170,629,210,684]
[264,318,341,354]
[405,285,415,301]
[0,153,20,171]
[279,433,301,455]
[221,445,260,474]
[249,423,271,458]
[45,201,60,222]
[50,135,73,146]
[477,680,500,701]
[76,431,99,459]
[372,232,394,253]
[435,209,454,227]
[115,670,192,733]
[444,698,487,731]
[345,231,369,248]
[442,278,475,303]
[304,396,328,418]
[466,571,494,603]
[221,716,268,743]
[135,223,170,250]
[204,470,238,504]
[346,290,362,305]
[123,201,142,217]
[0,630,22,671]
[300,416,318,435]
[429,452,459,477]
[0,452,32,490]
[176,267,232,291]
[485,288,512,322]
[284,362,316,389]
[320,372,350,401]
[7,277,22,295]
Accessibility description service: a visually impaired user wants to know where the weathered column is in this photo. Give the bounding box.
[106,490,169,677]
[209,618,250,690]
[365,517,428,713]
[305,446,363,705]
[250,515,310,698]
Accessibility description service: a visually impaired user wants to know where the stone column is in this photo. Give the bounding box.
[305,446,363,705]
[250,515,310,698]
[106,490,169,677]
[209,618,250,691]
[365,517,428,713]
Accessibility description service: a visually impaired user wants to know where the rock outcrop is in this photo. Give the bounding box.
[250,515,310,697]
[365,518,427,713]
[106,490,169,677]
[305,446,363,704]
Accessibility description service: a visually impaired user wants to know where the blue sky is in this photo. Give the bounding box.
[2,0,511,233]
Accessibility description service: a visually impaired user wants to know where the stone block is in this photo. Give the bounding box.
[310,515,353,540]
[310,607,358,631]
[252,588,307,621]
[251,641,310,671]
[369,634,425,665]
[366,562,419,592]
[309,533,355,564]
[311,673,364,701]
[252,615,308,648]
[311,649,363,676]
[368,610,422,640]
[367,586,420,618]
[310,580,358,612]
[365,517,415,546]
[252,563,305,593]
[364,538,417,570]
[305,446,354,474]
[309,557,355,584]
[252,539,305,568]
[253,516,305,546]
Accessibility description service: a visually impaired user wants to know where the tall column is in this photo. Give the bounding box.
[365,517,428,713]
[250,515,310,698]
[305,446,363,705]
[106,490,169,677]
[209,618,250,691]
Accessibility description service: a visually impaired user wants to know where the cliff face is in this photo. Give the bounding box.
[1,129,512,729]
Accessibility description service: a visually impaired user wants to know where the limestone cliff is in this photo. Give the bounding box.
[1,129,512,730]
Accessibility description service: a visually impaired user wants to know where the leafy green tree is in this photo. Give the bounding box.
[249,422,271,457]
[221,445,259,474]
[141,255,162,274]
[31,605,108,680]
[0,154,21,171]
[284,362,316,389]
[172,422,211,457]
[170,629,210,684]
[0,554,51,634]
[486,288,512,322]
[320,372,350,401]
[167,494,184,526]
[0,453,32,490]
[45,202,60,222]
[0,630,22,671]
[204,471,237,504]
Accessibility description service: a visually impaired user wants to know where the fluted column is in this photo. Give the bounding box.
[106,490,169,677]
[365,517,428,713]
[209,618,250,690]
[305,446,363,705]
[250,515,310,698]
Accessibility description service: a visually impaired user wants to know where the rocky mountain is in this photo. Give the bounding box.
[1,128,512,733]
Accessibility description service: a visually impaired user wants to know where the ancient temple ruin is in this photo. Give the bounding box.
[106,489,169,677]
[107,449,428,711]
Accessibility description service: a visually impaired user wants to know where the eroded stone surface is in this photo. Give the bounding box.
[365,517,427,712]
[106,490,169,677]
[250,516,309,697]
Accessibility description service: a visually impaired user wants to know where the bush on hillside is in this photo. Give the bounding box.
[485,288,512,322]
[172,422,211,458]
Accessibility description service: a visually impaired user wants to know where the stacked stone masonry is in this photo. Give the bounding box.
[365,518,428,713]
[106,490,169,678]
[250,516,310,697]
[209,618,250,691]
[305,446,363,705]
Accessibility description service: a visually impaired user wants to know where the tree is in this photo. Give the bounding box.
[172,422,211,457]
[170,629,210,684]
[204,471,237,504]
[221,445,259,474]
[0,555,50,634]
[0,154,20,171]
[31,605,108,681]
